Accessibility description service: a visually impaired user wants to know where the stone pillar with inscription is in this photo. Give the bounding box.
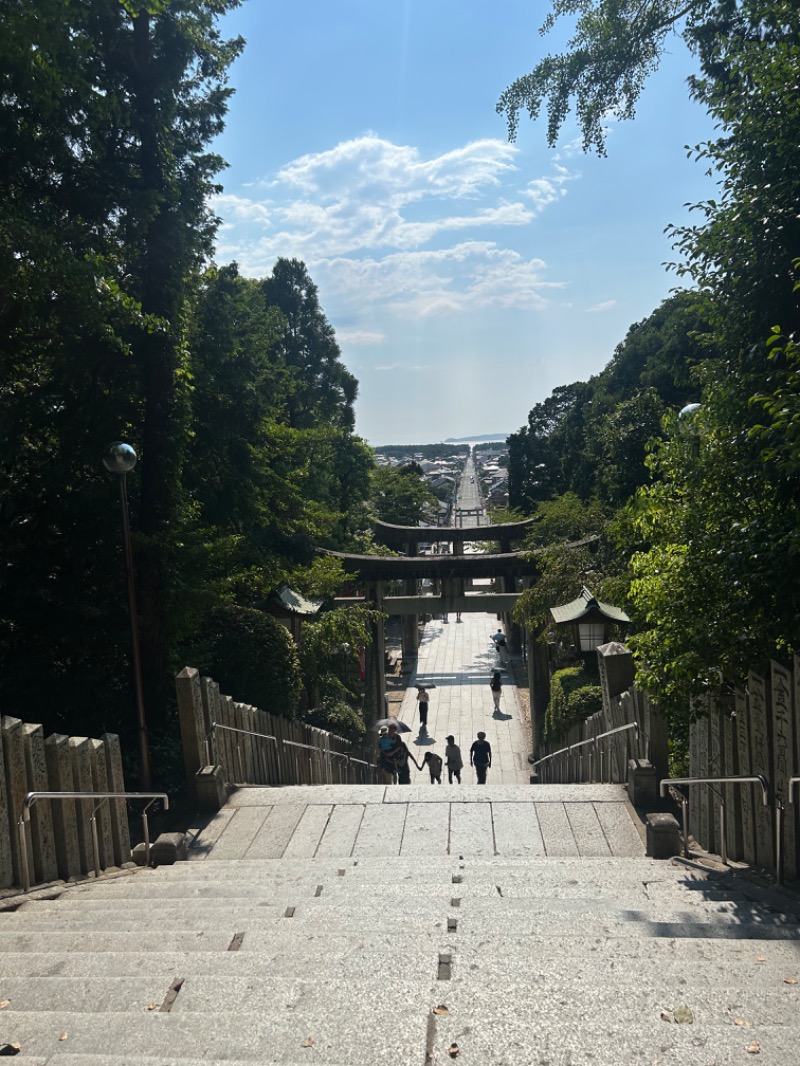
[3,717,32,886]
[747,670,775,871]
[689,711,711,852]
[44,734,82,881]
[69,737,95,875]
[722,702,744,861]
[770,660,796,882]
[89,739,115,869]
[597,643,636,783]
[176,667,207,802]
[706,698,724,856]
[733,684,757,864]
[102,733,131,867]
[22,724,58,884]
[0,726,12,888]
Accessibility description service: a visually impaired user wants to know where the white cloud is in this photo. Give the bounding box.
[213,135,577,320]
[586,300,617,313]
[336,329,386,346]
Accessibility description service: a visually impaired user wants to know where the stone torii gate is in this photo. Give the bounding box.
[320,517,541,722]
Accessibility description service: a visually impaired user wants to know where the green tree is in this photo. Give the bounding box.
[370,464,438,526]
[0,0,243,756]
[626,379,800,725]
[261,258,358,431]
[497,0,742,153]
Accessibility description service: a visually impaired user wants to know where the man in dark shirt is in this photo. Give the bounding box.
[470,731,492,785]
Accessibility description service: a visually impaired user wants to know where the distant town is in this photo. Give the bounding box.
[373,441,510,522]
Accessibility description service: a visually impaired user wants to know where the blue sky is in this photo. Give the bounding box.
[211,1,716,446]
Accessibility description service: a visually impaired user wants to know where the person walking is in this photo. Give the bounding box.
[470,731,492,785]
[489,669,502,712]
[383,723,420,784]
[491,627,508,662]
[444,735,463,784]
[421,751,443,784]
[415,685,430,731]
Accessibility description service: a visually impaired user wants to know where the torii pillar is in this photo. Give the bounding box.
[402,539,420,657]
[363,580,387,724]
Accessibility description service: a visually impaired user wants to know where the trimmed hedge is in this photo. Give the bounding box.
[545,663,602,742]
[190,604,303,719]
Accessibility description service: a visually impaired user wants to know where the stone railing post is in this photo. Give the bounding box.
[103,733,132,867]
[44,733,82,881]
[3,717,32,886]
[0,723,13,889]
[22,723,58,884]
[175,667,207,802]
[69,737,95,875]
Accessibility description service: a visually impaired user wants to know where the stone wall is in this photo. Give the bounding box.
[0,719,131,890]
[176,667,378,803]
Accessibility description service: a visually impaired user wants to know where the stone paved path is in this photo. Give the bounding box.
[395,610,530,784]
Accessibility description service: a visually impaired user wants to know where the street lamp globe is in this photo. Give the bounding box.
[103,441,138,475]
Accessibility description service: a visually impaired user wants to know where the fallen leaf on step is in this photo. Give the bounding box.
[146,1003,159,1011]
[745,1039,761,1054]
[447,1044,460,1058]
[301,1037,314,1048]
[433,1005,450,1015]
[756,955,767,963]
[0,1045,21,1056]
[660,1011,672,1022]
[673,1005,694,1024]
[58,1033,68,1041]
[0,1001,9,1009]
[783,977,798,985]
[734,1018,751,1028]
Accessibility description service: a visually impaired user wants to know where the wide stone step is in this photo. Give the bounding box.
[2,939,797,984]
[0,1006,431,1064]
[2,973,797,1025]
[13,892,797,929]
[3,1007,800,1065]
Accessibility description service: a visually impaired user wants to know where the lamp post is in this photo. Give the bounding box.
[103,442,152,789]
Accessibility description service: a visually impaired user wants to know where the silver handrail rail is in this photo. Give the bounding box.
[594,722,640,783]
[659,775,769,868]
[204,721,277,765]
[18,790,168,893]
[282,739,377,772]
[534,722,641,781]
[531,745,570,769]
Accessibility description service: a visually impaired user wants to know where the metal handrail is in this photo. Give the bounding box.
[206,721,377,783]
[659,775,769,868]
[282,739,377,773]
[204,721,276,764]
[531,745,570,769]
[18,790,168,893]
[205,722,278,781]
[594,722,639,743]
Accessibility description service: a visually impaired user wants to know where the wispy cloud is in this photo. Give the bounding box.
[586,299,617,313]
[213,134,577,320]
[336,329,386,346]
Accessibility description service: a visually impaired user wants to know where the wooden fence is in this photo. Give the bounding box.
[176,667,378,801]
[0,718,131,890]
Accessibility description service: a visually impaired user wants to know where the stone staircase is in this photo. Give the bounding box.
[2,785,800,1064]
